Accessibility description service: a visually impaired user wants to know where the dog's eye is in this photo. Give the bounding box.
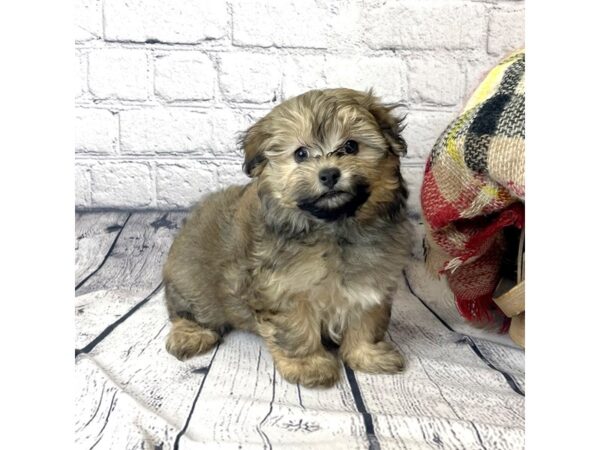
[344,140,359,155]
[294,147,309,162]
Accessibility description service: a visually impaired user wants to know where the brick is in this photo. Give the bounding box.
[75,0,102,41]
[488,6,525,56]
[76,52,87,99]
[209,108,263,158]
[75,108,118,154]
[407,55,463,106]
[104,0,228,44]
[120,108,210,154]
[88,49,149,100]
[90,162,154,207]
[75,164,91,208]
[214,161,250,188]
[324,56,408,104]
[76,0,530,211]
[156,161,218,208]
[154,53,217,102]
[284,54,407,105]
[400,165,426,217]
[219,53,281,103]
[366,2,487,50]
[232,0,333,48]
[403,110,456,161]
[463,54,503,103]
[281,55,328,100]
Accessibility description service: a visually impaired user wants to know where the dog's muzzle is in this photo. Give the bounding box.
[296,182,370,222]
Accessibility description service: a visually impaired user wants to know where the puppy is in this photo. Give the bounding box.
[163,88,413,388]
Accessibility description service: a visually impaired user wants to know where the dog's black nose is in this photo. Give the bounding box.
[319,168,341,189]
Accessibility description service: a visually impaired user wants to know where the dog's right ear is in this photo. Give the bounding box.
[240,119,269,178]
[362,91,407,157]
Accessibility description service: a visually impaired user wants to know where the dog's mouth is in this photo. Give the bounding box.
[316,190,352,201]
[296,183,370,222]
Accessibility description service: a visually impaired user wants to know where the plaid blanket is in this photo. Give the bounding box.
[420,50,525,323]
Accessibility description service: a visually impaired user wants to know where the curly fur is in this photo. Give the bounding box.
[163,88,413,388]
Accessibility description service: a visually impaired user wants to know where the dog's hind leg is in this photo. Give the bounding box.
[165,317,220,360]
[164,282,221,360]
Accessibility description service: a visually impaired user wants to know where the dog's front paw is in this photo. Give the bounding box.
[275,351,340,388]
[343,341,405,374]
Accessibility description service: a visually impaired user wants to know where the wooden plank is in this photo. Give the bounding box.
[74,213,524,449]
[179,331,368,449]
[178,331,274,448]
[350,274,524,450]
[408,218,427,260]
[405,260,517,348]
[75,212,130,288]
[404,259,525,394]
[75,279,524,449]
[75,357,180,450]
[179,219,456,449]
[75,287,368,449]
[75,288,216,450]
[76,289,136,349]
[76,211,186,295]
[374,416,524,450]
[467,337,525,394]
[75,211,368,447]
[75,212,186,350]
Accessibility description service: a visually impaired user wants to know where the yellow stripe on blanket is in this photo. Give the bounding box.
[465,50,525,111]
[482,185,499,199]
[447,111,472,164]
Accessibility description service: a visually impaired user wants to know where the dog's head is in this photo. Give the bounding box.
[240,88,407,228]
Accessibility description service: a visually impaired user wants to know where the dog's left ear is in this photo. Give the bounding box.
[240,119,270,177]
[364,93,407,157]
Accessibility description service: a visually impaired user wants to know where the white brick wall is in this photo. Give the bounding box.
[75,0,524,215]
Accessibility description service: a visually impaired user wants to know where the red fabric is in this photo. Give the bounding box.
[420,50,525,326]
[423,188,524,322]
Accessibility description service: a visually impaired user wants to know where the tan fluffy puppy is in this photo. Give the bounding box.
[163,88,413,388]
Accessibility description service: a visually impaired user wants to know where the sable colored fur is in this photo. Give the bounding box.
[163,88,413,387]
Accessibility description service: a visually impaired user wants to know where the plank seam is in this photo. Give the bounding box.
[461,336,525,397]
[415,353,461,416]
[257,365,276,450]
[296,383,305,410]
[343,364,381,450]
[75,212,132,291]
[82,380,107,429]
[402,269,525,397]
[401,269,454,332]
[390,330,491,450]
[173,343,221,450]
[470,420,489,450]
[75,282,163,357]
[89,390,117,450]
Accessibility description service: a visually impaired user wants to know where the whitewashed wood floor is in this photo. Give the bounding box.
[75,211,525,450]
